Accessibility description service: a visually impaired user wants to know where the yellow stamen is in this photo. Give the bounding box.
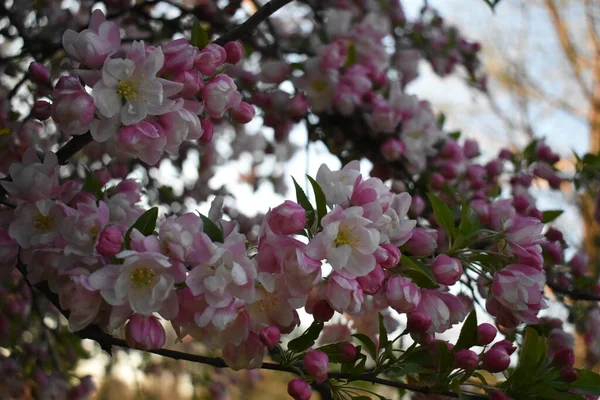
[34,213,54,232]
[334,225,359,247]
[130,267,156,288]
[117,80,138,101]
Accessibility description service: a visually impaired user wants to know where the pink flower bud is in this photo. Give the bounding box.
[386,276,421,313]
[476,323,497,346]
[483,348,510,373]
[431,254,463,286]
[32,100,52,120]
[202,75,242,118]
[489,391,509,400]
[195,44,227,76]
[463,139,480,158]
[288,94,309,119]
[411,331,434,345]
[552,347,574,368]
[357,264,385,295]
[381,138,406,161]
[172,70,204,98]
[485,159,503,177]
[430,172,445,189]
[377,243,401,269]
[287,379,312,400]
[338,342,357,362]
[405,228,438,256]
[268,200,306,235]
[29,62,51,86]
[125,315,166,350]
[162,38,198,74]
[491,340,516,355]
[410,195,426,216]
[559,367,579,383]
[304,350,329,383]
[312,300,334,322]
[51,76,95,135]
[96,227,123,256]
[259,326,281,348]
[200,119,214,142]
[230,102,255,124]
[224,41,244,64]
[407,312,432,333]
[455,349,479,370]
[569,252,589,277]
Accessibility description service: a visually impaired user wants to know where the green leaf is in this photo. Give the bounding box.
[514,328,546,378]
[378,313,388,353]
[190,19,209,49]
[541,210,564,223]
[200,214,224,243]
[454,310,477,351]
[124,207,159,249]
[292,177,315,230]
[437,113,446,129]
[436,341,452,381]
[287,321,324,352]
[572,369,600,395]
[350,355,367,379]
[352,333,377,360]
[426,192,455,241]
[351,397,371,400]
[483,0,502,11]
[399,255,437,288]
[307,176,327,229]
[82,170,103,198]
[392,363,433,377]
[448,131,461,140]
[344,42,356,67]
[458,198,479,237]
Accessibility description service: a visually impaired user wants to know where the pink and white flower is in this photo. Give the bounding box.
[306,206,380,278]
[1,149,60,202]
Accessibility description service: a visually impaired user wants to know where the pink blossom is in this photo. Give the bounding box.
[259,326,281,348]
[88,250,177,316]
[96,226,123,256]
[222,332,266,370]
[28,62,51,86]
[224,41,244,64]
[455,349,479,370]
[356,264,385,295]
[477,323,497,346]
[9,200,62,248]
[202,75,243,118]
[486,264,548,327]
[304,350,329,383]
[125,314,166,350]
[61,200,110,256]
[503,215,544,248]
[51,76,96,135]
[62,10,121,68]
[267,200,306,236]
[195,44,227,76]
[186,231,257,308]
[287,379,312,400]
[230,102,256,124]
[415,290,466,333]
[376,243,401,269]
[2,149,61,202]
[405,228,437,256]
[431,254,463,286]
[117,120,167,165]
[158,213,202,263]
[161,38,198,74]
[325,273,364,315]
[483,348,510,373]
[172,70,204,98]
[316,161,361,207]
[259,60,291,84]
[385,276,421,313]
[306,206,380,278]
[406,312,432,333]
[381,138,406,161]
[0,229,18,268]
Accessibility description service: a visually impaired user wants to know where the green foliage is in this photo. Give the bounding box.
[454,310,478,351]
[427,192,456,243]
[287,321,324,352]
[399,255,438,288]
[190,20,210,49]
[124,207,159,249]
[199,213,224,243]
[541,210,564,223]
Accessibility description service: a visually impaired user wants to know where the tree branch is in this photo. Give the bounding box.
[76,325,458,398]
[212,0,294,46]
[547,282,600,301]
[543,0,591,98]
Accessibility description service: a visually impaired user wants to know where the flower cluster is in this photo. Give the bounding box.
[33,10,253,165]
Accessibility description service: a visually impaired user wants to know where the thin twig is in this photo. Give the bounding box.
[213,0,294,46]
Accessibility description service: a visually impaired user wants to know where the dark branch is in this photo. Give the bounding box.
[56,133,94,165]
[547,282,600,301]
[76,325,458,398]
[212,0,294,46]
